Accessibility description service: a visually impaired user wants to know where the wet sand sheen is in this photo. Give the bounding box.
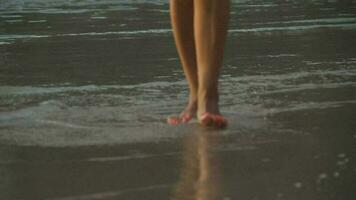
[1,114,355,200]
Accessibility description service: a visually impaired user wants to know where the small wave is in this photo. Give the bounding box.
[0,34,49,41]
[1,68,353,97]
[261,82,356,95]
[0,84,109,96]
[257,54,298,58]
[255,17,356,26]
[90,16,106,20]
[47,184,171,200]
[36,119,95,129]
[305,60,356,65]
[87,152,178,162]
[229,23,356,34]
[0,100,66,125]
[266,100,356,114]
[238,4,278,8]
[4,19,23,23]
[222,69,356,85]
[2,17,356,44]
[0,81,186,96]
[0,14,22,18]
[56,28,172,37]
[28,19,47,23]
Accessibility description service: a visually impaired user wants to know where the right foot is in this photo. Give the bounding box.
[167,101,197,125]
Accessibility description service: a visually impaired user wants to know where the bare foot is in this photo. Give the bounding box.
[197,94,227,128]
[167,99,197,125]
[197,95,220,117]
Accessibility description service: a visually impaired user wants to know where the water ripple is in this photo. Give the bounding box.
[47,184,171,200]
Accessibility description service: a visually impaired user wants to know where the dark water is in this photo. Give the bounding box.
[1,0,356,199]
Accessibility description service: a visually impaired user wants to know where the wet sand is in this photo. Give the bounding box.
[1,0,356,199]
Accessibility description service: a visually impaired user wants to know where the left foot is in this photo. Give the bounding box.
[199,112,227,128]
[197,95,227,128]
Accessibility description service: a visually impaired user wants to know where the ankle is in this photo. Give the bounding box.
[188,91,198,104]
[198,89,219,104]
[197,93,220,116]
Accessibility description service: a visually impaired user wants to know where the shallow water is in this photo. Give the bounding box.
[1,0,356,199]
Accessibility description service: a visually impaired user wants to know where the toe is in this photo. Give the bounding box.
[167,117,181,125]
[181,113,193,123]
[167,113,193,125]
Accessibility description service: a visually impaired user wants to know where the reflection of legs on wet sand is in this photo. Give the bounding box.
[173,129,221,200]
[196,130,221,200]
[174,131,199,200]
[168,0,230,128]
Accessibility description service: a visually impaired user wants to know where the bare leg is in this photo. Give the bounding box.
[170,0,198,119]
[194,0,229,121]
